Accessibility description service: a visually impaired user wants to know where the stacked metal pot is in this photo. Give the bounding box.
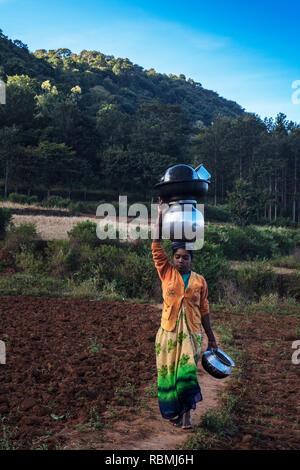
[154,163,211,242]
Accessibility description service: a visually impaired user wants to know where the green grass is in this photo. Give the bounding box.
[87,337,102,354]
[46,399,57,410]
[181,389,243,450]
[0,272,156,303]
[106,407,120,420]
[136,381,157,411]
[0,273,67,297]
[113,382,136,407]
[88,406,103,431]
[144,382,157,399]
[181,428,218,450]
[74,405,104,434]
[0,419,19,450]
[270,254,300,270]
[232,295,299,317]
[180,310,247,450]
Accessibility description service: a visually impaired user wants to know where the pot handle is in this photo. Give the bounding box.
[195,164,211,181]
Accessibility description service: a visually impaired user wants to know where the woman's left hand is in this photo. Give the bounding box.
[207,339,218,350]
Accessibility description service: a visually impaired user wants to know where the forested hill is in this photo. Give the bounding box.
[0,29,299,226]
[0,29,244,125]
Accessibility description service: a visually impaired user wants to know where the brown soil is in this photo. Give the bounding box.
[0,296,159,449]
[0,296,299,450]
[216,307,300,450]
[57,327,229,451]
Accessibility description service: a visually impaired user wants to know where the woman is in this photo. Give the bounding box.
[152,200,217,429]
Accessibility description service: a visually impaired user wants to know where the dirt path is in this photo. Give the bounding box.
[229,261,298,275]
[100,339,228,450]
[60,330,228,451]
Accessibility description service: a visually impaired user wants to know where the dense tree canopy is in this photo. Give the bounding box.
[192,113,300,224]
[0,29,299,224]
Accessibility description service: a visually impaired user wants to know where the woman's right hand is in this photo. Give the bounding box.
[158,197,163,211]
[153,197,167,241]
[158,197,168,215]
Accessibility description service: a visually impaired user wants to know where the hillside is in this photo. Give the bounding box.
[1,29,298,227]
[0,29,244,125]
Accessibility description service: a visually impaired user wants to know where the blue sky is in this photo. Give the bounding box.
[1,0,300,123]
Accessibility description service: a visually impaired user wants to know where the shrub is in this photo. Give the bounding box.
[68,201,86,215]
[7,193,29,204]
[267,217,298,228]
[269,255,300,270]
[258,293,280,306]
[125,238,152,258]
[262,226,295,255]
[64,277,101,299]
[62,240,125,285]
[28,195,39,205]
[192,241,231,301]
[0,247,15,272]
[41,197,98,214]
[286,273,300,301]
[15,247,48,276]
[41,196,71,209]
[205,224,294,260]
[235,263,276,301]
[205,224,230,247]
[100,279,123,300]
[68,220,99,248]
[243,226,278,259]
[73,243,157,300]
[205,204,232,223]
[292,230,300,248]
[45,239,80,279]
[117,253,156,299]
[216,278,248,306]
[206,225,249,260]
[6,194,39,206]
[4,223,41,253]
[0,208,13,239]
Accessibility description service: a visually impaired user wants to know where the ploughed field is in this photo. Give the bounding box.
[0,296,299,450]
[0,296,160,449]
[217,307,300,450]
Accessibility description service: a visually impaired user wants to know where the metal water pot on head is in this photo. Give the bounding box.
[154,164,211,242]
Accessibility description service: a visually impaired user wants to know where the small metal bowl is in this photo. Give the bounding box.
[201,348,235,379]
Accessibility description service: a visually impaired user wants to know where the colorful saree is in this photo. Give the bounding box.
[155,304,202,420]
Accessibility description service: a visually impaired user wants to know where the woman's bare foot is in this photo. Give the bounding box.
[169,416,183,427]
[182,411,194,429]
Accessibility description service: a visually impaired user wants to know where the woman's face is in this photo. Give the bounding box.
[173,248,192,274]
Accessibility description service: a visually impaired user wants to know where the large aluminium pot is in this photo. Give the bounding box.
[161,200,204,242]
